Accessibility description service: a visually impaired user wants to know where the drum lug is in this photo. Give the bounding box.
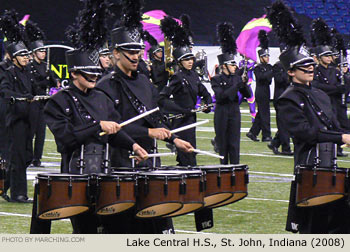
[217,169,221,188]
[245,172,249,184]
[134,177,139,197]
[231,171,236,186]
[68,177,73,199]
[164,176,168,196]
[144,177,149,195]
[47,177,51,199]
[180,180,186,195]
[116,178,120,197]
[332,173,336,186]
[312,173,317,187]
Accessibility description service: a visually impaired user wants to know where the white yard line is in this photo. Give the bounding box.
[246,197,289,203]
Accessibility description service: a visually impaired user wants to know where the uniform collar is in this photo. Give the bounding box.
[292,82,311,90]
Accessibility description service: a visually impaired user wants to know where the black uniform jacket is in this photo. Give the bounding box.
[313,65,345,98]
[254,63,273,101]
[28,60,58,95]
[150,59,168,89]
[211,73,250,104]
[44,82,135,168]
[272,61,289,101]
[277,82,343,167]
[158,68,212,114]
[0,64,36,126]
[137,59,151,79]
[96,66,176,151]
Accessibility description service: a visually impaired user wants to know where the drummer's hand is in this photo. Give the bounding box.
[100,121,121,135]
[341,134,350,147]
[132,143,149,163]
[173,138,193,153]
[148,128,171,140]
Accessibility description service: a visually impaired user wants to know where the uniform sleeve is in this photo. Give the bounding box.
[44,96,101,150]
[197,80,212,104]
[158,74,188,113]
[278,98,343,145]
[273,64,288,85]
[106,98,135,150]
[211,76,236,102]
[254,65,273,84]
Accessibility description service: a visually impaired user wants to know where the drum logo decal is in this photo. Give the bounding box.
[42,211,60,218]
[99,207,116,214]
[138,210,156,216]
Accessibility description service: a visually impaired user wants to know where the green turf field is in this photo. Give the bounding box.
[1,102,350,234]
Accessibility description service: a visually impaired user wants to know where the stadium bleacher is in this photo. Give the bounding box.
[284,0,350,34]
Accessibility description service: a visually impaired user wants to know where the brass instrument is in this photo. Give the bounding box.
[195,49,209,81]
[10,95,51,104]
[164,103,214,121]
[164,38,174,75]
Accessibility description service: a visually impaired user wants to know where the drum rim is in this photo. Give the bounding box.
[37,173,90,180]
[97,174,135,181]
[297,166,349,173]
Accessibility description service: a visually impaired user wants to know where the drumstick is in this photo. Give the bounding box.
[341,144,349,149]
[190,148,224,159]
[170,119,209,134]
[129,152,175,159]
[99,107,160,136]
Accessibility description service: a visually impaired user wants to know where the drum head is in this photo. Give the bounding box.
[209,192,248,208]
[165,202,204,217]
[204,192,233,207]
[297,194,344,207]
[39,206,89,220]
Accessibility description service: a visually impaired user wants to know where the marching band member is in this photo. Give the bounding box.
[246,30,273,142]
[0,10,35,203]
[96,0,193,234]
[158,16,212,166]
[211,22,250,164]
[26,20,60,167]
[43,0,148,233]
[267,0,350,234]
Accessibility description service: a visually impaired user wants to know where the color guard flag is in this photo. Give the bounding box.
[236,15,272,62]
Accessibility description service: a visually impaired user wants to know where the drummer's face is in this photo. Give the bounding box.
[72,72,98,92]
[115,49,140,73]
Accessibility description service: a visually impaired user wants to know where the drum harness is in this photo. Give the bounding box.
[65,89,110,175]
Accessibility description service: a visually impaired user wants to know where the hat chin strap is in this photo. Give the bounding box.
[79,71,97,83]
[121,51,138,64]
[224,63,235,75]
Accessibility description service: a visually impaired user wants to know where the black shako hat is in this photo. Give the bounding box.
[64,0,112,76]
[66,49,101,75]
[216,22,237,65]
[25,20,46,52]
[111,26,143,51]
[161,16,194,62]
[266,1,315,70]
[311,18,333,57]
[0,9,30,57]
[111,0,144,51]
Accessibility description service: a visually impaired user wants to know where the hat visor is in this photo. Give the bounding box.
[116,43,143,51]
[223,60,237,65]
[178,53,195,61]
[70,67,102,76]
[13,49,30,57]
[293,58,316,68]
[318,51,333,57]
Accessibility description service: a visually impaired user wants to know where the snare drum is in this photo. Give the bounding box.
[136,171,184,218]
[95,172,137,215]
[295,165,349,207]
[156,169,205,217]
[37,173,90,220]
[196,165,249,208]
